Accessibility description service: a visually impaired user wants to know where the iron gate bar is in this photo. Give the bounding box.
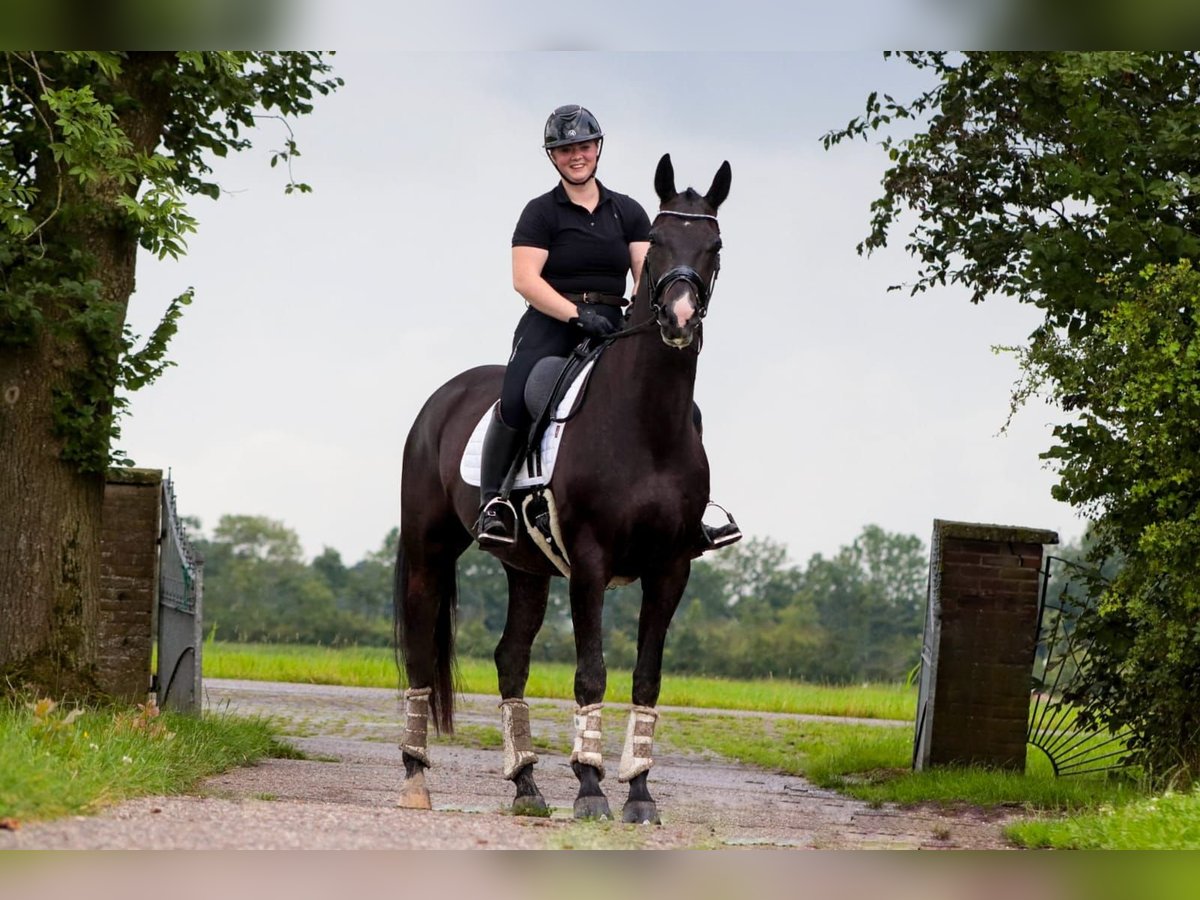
[1026,554,1131,777]
[157,474,203,713]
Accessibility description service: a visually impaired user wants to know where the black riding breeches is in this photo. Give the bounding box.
[499,305,622,429]
[497,305,704,433]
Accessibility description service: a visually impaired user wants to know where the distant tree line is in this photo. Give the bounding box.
[192,517,931,684]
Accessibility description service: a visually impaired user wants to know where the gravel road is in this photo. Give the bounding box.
[0,678,1027,850]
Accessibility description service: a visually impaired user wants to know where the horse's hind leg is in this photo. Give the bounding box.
[395,531,467,810]
[620,556,689,824]
[495,564,551,815]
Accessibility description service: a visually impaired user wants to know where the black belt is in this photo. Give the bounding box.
[563,291,627,308]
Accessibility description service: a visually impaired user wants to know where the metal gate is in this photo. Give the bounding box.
[1027,555,1130,776]
[157,475,204,712]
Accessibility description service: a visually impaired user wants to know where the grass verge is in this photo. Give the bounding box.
[1006,788,1200,849]
[661,712,1140,815]
[0,695,291,824]
[203,641,915,720]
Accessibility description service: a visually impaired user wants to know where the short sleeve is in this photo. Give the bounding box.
[621,196,652,243]
[512,197,553,248]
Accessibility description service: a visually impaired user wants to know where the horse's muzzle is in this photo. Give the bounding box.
[657,291,700,348]
[661,330,695,349]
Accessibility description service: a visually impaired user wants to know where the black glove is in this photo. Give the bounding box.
[570,307,617,338]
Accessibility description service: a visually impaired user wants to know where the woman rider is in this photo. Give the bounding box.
[475,104,741,552]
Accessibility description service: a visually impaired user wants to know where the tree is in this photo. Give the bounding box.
[0,52,340,697]
[1026,263,1200,781]
[824,51,1200,780]
[823,52,1200,332]
[331,527,399,621]
[197,515,388,647]
[803,525,926,683]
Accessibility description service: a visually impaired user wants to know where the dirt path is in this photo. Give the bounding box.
[0,679,1026,849]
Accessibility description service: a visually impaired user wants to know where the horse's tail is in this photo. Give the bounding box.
[393,538,458,734]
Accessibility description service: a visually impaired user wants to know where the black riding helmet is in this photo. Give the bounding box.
[543,104,604,158]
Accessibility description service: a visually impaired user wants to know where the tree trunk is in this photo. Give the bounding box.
[0,339,106,695]
[0,52,174,699]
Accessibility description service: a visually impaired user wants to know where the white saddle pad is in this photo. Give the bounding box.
[459,359,596,489]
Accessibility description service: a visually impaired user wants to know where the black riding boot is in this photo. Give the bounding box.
[701,502,743,550]
[691,405,743,552]
[476,406,525,545]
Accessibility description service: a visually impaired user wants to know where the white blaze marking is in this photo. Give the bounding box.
[672,295,694,328]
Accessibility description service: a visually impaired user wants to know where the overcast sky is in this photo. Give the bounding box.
[121,50,1083,566]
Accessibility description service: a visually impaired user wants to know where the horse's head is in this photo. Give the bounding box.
[643,153,731,349]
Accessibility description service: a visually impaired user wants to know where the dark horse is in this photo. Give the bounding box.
[394,154,731,824]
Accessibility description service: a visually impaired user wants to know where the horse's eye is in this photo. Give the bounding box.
[713,238,723,252]
[647,230,660,245]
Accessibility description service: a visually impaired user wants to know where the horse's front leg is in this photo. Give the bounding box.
[620,555,690,824]
[495,564,551,816]
[567,545,613,820]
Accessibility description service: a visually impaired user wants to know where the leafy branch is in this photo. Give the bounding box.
[1,51,340,472]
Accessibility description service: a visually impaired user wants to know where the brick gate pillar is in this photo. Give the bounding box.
[98,468,162,703]
[913,519,1059,772]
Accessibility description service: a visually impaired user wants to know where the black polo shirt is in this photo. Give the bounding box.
[512,180,651,297]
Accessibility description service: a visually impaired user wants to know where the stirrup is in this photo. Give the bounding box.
[477,496,518,546]
[701,502,742,549]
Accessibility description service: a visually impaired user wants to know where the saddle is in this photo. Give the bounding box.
[518,338,607,481]
[458,338,608,491]
[460,338,634,586]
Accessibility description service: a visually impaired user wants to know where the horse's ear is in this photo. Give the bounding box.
[655,153,676,203]
[704,161,731,210]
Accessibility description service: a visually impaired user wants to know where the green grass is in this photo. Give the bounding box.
[203,641,915,720]
[448,723,559,755]
[660,712,1139,814]
[0,695,291,823]
[1008,787,1200,849]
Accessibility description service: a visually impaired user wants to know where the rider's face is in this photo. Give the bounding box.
[551,140,598,184]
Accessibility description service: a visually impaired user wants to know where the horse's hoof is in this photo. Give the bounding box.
[398,788,432,810]
[398,769,432,809]
[512,794,550,817]
[573,795,613,820]
[621,800,660,825]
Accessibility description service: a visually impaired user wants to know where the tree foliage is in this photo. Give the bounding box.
[1025,263,1200,781]
[197,516,390,647]
[824,52,1200,333]
[825,51,1200,783]
[0,51,339,470]
[803,526,926,683]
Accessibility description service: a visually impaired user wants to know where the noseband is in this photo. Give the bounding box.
[645,210,722,326]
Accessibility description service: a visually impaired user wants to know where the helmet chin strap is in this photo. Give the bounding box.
[547,154,598,186]
[545,139,603,185]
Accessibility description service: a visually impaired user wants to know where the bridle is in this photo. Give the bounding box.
[643,210,722,328]
[593,208,722,347]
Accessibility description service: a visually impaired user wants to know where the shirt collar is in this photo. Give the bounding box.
[553,180,611,207]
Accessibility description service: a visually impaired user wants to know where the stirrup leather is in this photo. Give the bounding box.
[477,496,518,545]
